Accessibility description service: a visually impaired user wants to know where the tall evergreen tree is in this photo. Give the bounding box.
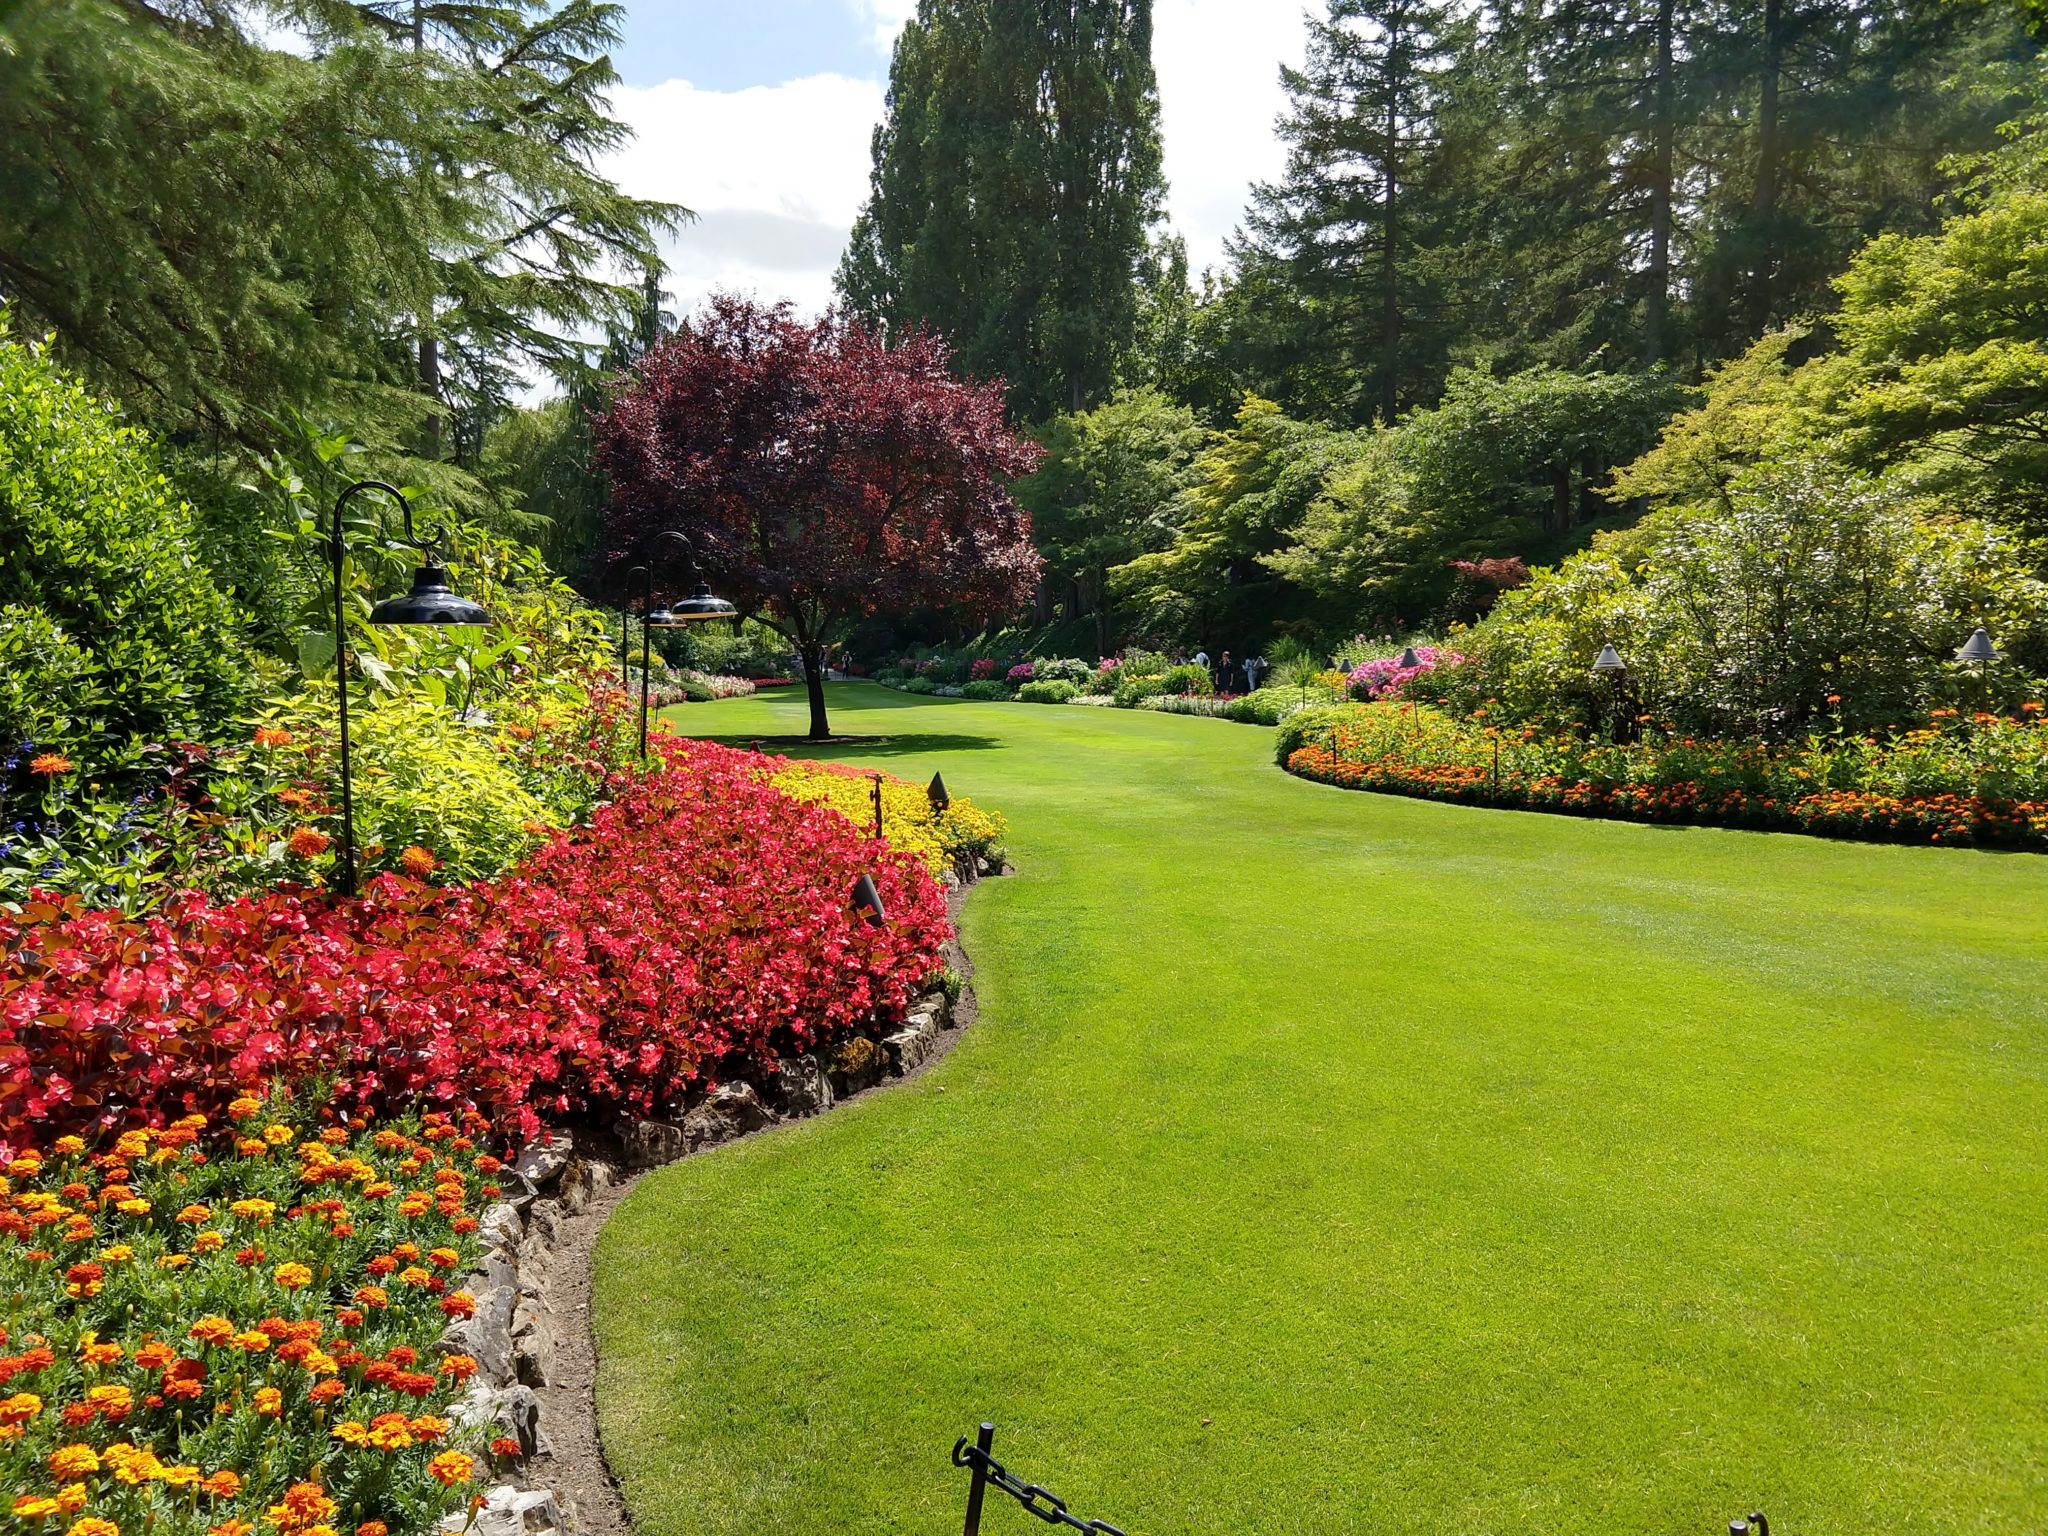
[836,0,1166,420]
[1243,0,1472,423]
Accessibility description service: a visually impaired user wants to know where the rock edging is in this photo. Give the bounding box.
[434,859,996,1536]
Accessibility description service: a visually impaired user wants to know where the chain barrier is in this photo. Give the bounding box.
[949,1422,1770,1536]
[950,1424,1127,1536]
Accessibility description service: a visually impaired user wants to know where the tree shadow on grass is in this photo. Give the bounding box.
[687,732,1004,758]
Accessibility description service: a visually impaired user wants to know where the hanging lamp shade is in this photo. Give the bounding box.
[927,772,950,813]
[644,604,683,629]
[665,581,738,623]
[370,564,489,626]
[850,873,887,927]
[1592,644,1627,673]
[1956,628,1998,664]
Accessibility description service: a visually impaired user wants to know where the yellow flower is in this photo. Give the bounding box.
[13,1496,61,1520]
[50,1445,100,1479]
[55,1487,86,1517]
[273,1263,313,1291]
[227,1097,262,1121]
[263,1124,294,1147]
[252,1388,283,1418]
[330,1422,368,1448]
[115,1199,150,1216]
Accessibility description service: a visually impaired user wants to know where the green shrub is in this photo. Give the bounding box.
[961,679,1012,701]
[1159,663,1213,696]
[1225,688,1337,726]
[903,676,938,695]
[1030,657,1094,684]
[1138,694,1229,716]
[1112,673,1169,708]
[0,317,250,768]
[1017,679,1080,703]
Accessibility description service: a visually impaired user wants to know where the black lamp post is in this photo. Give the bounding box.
[623,530,736,760]
[327,479,490,898]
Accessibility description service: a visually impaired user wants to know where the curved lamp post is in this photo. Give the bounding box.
[622,531,736,759]
[328,479,490,898]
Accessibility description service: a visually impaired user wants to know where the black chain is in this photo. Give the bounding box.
[951,1438,1127,1536]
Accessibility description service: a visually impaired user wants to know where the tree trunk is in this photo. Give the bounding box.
[1644,0,1676,366]
[1749,0,1783,331]
[1379,21,1404,426]
[801,640,831,740]
[1551,464,1573,533]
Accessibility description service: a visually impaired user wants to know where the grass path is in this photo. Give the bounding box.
[594,684,2047,1534]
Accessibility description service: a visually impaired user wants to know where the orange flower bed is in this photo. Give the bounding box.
[0,1101,502,1536]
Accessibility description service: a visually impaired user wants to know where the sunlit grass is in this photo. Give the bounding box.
[593,683,2048,1535]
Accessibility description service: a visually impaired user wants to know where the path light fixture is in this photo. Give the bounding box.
[1399,645,1422,670]
[327,479,491,899]
[927,772,950,814]
[1956,628,1997,666]
[1592,644,1629,744]
[850,873,887,927]
[623,531,736,760]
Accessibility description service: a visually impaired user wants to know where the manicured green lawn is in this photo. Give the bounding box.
[595,683,2048,1535]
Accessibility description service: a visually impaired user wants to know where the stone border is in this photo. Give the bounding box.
[434,856,1000,1536]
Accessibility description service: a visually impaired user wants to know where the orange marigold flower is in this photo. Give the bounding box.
[263,1484,335,1533]
[273,1262,313,1291]
[439,1290,476,1320]
[489,1436,522,1458]
[135,1341,174,1371]
[439,1354,478,1382]
[397,846,439,877]
[0,1392,43,1425]
[253,727,293,749]
[15,1496,61,1520]
[189,1316,235,1346]
[177,1204,212,1224]
[287,827,331,859]
[29,753,74,777]
[427,1451,474,1486]
[253,1387,283,1417]
[357,1525,387,1536]
[201,1472,242,1500]
[49,1444,100,1478]
[211,1523,253,1536]
[353,1285,389,1309]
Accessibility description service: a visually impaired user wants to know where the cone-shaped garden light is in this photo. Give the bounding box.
[1593,644,1627,673]
[1956,628,1997,665]
[1399,645,1422,670]
[850,873,887,928]
[927,772,950,813]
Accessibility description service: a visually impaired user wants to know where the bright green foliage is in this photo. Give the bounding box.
[1016,389,1210,652]
[1016,679,1082,703]
[1111,395,1369,641]
[836,0,1165,418]
[1828,189,2048,534]
[254,691,554,888]
[0,0,676,497]
[1444,460,2048,734]
[0,319,250,764]
[611,683,2048,1535]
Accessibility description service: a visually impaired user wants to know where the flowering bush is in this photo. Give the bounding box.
[677,670,756,700]
[1345,646,1463,702]
[1005,663,1034,684]
[1280,703,2048,849]
[1028,658,1093,685]
[968,659,998,682]
[0,1103,499,1536]
[0,741,952,1149]
[768,760,1006,879]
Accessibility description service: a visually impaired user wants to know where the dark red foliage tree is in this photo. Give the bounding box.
[593,295,1044,739]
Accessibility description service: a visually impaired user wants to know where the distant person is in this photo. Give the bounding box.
[1243,654,1267,691]
[1192,647,1210,670]
[1216,649,1238,693]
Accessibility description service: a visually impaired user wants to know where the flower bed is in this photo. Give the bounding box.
[0,741,952,1150]
[767,760,1005,880]
[0,1103,498,1536]
[1281,703,2048,849]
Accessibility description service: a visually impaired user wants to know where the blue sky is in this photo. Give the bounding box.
[598,0,1308,330]
[614,0,897,91]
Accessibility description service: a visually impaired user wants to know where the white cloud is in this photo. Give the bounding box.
[1154,0,1307,277]
[603,72,885,323]
[598,0,1306,339]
